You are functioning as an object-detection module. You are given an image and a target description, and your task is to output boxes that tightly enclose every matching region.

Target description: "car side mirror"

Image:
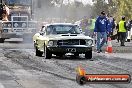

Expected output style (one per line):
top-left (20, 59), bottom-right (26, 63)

top-left (40, 32), bottom-right (44, 35)
top-left (40, 31), bottom-right (46, 36)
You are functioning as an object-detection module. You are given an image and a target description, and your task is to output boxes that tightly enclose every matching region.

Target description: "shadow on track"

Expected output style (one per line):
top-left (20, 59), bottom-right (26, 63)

top-left (51, 55), bottom-right (95, 61)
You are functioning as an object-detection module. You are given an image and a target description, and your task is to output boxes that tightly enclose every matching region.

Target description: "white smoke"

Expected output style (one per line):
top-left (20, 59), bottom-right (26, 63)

top-left (32, 0), bottom-right (93, 23)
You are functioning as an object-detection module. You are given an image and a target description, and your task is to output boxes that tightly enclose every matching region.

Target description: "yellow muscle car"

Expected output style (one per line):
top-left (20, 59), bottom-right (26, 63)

top-left (33, 23), bottom-right (93, 59)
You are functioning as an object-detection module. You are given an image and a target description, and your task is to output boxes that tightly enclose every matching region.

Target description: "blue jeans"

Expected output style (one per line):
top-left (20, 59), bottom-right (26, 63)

top-left (97, 32), bottom-right (107, 51)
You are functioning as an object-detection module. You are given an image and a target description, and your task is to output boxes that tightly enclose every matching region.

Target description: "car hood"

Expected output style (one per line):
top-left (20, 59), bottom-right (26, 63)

top-left (47, 34), bottom-right (92, 40)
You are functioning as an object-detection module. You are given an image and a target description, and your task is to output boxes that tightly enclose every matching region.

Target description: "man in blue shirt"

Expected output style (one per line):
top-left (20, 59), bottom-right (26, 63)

top-left (94, 11), bottom-right (109, 53)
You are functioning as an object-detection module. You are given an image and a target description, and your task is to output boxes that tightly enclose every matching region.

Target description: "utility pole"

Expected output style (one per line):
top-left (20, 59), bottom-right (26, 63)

top-left (31, 0), bottom-right (34, 20)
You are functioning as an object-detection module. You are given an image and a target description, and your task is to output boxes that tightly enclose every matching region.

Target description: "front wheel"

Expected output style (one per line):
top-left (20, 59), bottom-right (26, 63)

top-left (35, 47), bottom-right (43, 57)
top-left (85, 50), bottom-right (92, 59)
top-left (44, 47), bottom-right (52, 59)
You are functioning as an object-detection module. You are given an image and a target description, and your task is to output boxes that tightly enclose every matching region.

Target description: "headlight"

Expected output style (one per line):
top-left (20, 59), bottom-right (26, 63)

top-left (85, 40), bottom-right (93, 46)
top-left (47, 40), bottom-right (57, 46)
top-left (48, 41), bottom-right (54, 46)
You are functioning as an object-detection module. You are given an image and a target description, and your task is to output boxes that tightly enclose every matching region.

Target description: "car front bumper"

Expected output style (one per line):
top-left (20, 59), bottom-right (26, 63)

top-left (47, 45), bottom-right (92, 53)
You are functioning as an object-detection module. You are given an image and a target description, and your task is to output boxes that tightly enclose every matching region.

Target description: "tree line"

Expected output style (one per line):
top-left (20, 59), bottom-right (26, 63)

top-left (35, 0), bottom-right (132, 22)
top-left (92, 0), bottom-right (132, 22)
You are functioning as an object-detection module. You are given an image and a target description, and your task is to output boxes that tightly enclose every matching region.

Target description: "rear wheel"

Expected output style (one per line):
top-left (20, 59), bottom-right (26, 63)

top-left (35, 47), bottom-right (43, 57)
top-left (0, 38), bottom-right (5, 43)
top-left (85, 50), bottom-right (92, 59)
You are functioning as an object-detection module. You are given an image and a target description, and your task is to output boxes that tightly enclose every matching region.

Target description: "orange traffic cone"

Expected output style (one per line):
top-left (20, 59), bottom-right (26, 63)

top-left (106, 37), bottom-right (113, 53)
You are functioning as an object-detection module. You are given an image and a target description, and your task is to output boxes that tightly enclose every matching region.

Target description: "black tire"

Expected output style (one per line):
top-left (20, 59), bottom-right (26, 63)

top-left (36, 47), bottom-right (43, 57)
top-left (127, 39), bottom-right (130, 42)
top-left (0, 38), bottom-right (5, 43)
top-left (85, 50), bottom-right (92, 59)
top-left (44, 47), bottom-right (52, 59)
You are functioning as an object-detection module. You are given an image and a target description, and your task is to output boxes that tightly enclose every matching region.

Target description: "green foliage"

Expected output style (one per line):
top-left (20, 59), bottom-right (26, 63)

top-left (112, 0), bottom-right (132, 22)
top-left (92, 0), bottom-right (132, 22)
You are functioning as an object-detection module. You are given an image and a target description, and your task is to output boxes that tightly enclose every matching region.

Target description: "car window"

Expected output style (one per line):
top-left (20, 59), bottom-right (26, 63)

top-left (46, 27), bottom-right (51, 35)
top-left (46, 25), bottom-right (81, 35)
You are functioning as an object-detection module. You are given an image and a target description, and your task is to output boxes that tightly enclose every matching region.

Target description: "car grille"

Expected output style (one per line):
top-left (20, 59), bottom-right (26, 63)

top-left (57, 39), bottom-right (86, 45)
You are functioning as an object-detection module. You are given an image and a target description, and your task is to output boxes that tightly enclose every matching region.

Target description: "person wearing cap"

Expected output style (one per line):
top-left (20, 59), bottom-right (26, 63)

top-left (94, 11), bottom-right (109, 53)
top-left (118, 16), bottom-right (127, 46)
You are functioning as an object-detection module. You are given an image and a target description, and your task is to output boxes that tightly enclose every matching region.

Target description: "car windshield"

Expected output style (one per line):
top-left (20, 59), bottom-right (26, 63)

top-left (46, 25), bottom-right (81, 35)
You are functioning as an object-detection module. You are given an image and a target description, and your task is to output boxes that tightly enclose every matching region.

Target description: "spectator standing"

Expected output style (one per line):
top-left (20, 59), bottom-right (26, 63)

top-left (94, 11), bottom-right (109, 53)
